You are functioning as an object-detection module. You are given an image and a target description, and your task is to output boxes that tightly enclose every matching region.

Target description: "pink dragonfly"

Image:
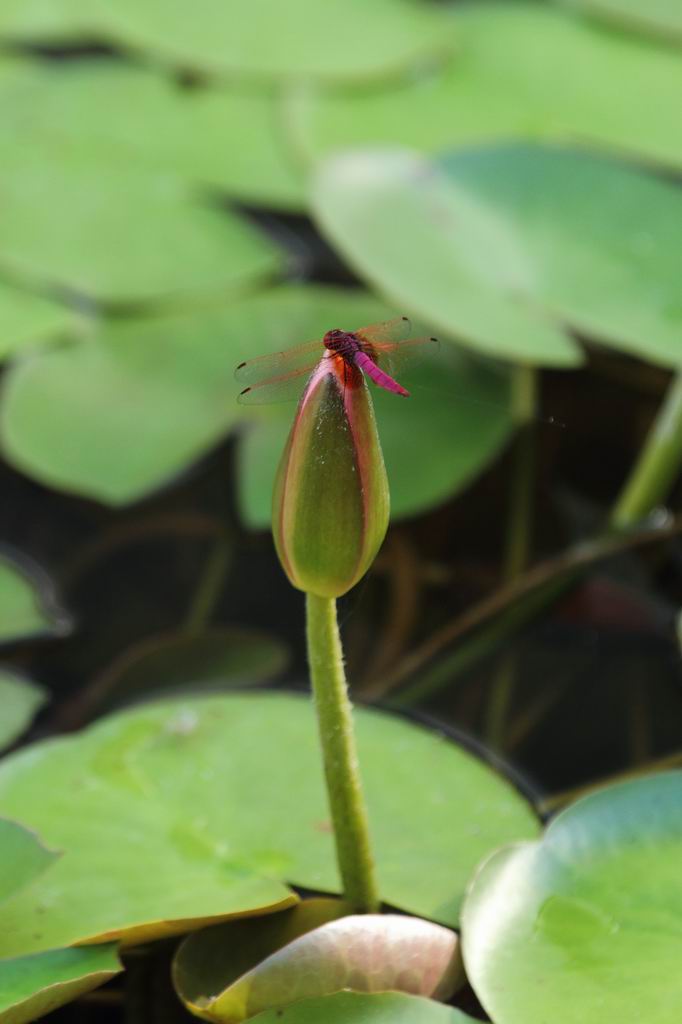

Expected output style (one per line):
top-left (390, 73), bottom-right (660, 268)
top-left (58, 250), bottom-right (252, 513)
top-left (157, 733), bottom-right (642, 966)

top-left (236, 316), bottom-right (438, 404)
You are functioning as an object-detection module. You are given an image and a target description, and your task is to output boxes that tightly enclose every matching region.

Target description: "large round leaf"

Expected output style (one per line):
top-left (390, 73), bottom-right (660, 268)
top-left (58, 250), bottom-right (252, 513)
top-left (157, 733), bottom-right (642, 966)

top-left (0, 158), bottom-right (282, 307)
top-left (248, 992), bottom-right (478, 1024)
top-left (313, 144), bottom-right (682, 367)
top-left (0, 280), bottom-right (82, 362)
top-left (0, 946), bottom-right (121, 1024)
top-left (0, 693), bottom-right (538, 955)
top-left (0, 60), bottom-right (304, 211)
top-left (563, 0), bottom-right (682, 46)
top-left (291, 3), bottom-right (682, 172)
top-left (0, 0), bottom-right (91, 40)
top-left (312, 148), bottom-right (581, 367)
top-left (0, 674), bottom-right (47, 753)
top-left (0, 556), bottom-right (69, 645)
top-left (0, 286), bottom-right (513, 519)
top-left (462, 771), bottom-right (682, 1024)
top-left (0, 818), bottom-right (56, 905)
top-left (95, 0), bottom-right (454, 85)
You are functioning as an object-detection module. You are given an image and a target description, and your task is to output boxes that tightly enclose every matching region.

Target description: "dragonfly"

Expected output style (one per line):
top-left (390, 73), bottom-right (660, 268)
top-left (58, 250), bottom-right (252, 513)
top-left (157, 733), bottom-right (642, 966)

top-left (236, 316), bottom-right (438, 404)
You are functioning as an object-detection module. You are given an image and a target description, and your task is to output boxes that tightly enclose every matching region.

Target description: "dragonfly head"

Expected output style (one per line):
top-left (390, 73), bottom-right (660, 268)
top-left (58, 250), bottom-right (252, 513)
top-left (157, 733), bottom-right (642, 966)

top-left (323, 329), bottom-right (356, 354)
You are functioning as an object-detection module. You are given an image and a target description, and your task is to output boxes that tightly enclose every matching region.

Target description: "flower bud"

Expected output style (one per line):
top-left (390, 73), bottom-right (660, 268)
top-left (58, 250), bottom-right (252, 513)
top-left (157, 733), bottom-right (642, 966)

top-left (273, 358), bottom-right (389, 598)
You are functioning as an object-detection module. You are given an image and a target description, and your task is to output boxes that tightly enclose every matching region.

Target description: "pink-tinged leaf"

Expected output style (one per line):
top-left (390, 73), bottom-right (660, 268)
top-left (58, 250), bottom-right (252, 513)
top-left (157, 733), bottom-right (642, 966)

top-left (173, 903), bottom-right (463, 1023)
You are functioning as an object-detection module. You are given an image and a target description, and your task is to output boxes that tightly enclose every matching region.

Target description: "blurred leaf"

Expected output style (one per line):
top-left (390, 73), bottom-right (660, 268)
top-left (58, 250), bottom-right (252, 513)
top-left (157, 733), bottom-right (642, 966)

top-left (0, 158), bottom-right (282, 307)
top-left (0, 693), bottom-right (539, 957)
top-left (175, 907), bottom-right (462, 1023)
top-left (314, 144), bottom-right (682, 367)
top-left (0, 281), bottom-right (82, 362)
top-left (562, 0), bottom-right (682, 46)
top-left (0, 286), bottom-right (513, 517)
top-left (0, 0), bottom-right (92, 40)
top-left (291, 2), bottom-right (682, 172)
top-left (462, 772), bottom-right (682, 1024)
top-left (0, 674), bottom-right (48, 752)
top-left (0, 818), bottom-right (57, 904)
top-left (249, 992), bottom-right (478, 1024)
top-left (0, 60), bottom-right (304, 211)
top-left (96, 0), bottom-right (454, 85)
top-left (0, 945), bottom-right (121, 1024)
top-left (0, 555), bottom-right (69, 645)
top-left (88, 627), bottom-right (289, 712)
top-left (312, 149), bottom-right (581, 366)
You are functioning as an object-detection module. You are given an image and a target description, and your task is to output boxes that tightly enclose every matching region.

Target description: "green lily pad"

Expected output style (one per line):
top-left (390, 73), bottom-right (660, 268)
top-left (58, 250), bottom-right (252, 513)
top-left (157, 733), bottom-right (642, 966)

top-left (0, 945), bottom-right (121, 1024)
top-left (312, 148), bottom-right (581, 367)
top-left (0, 693), bottom-right (538, 955)
top-left (290, 2), bottom-right (682, 173)
top-left (0, 285), bottom-right (513, 519)
top-left (563, 0), bottom-right (682, 46)
top-left (462, 771), bottom-right (682, 1024)
top-left (0, 60), bottom-right (304, 211)
top-left (249, 992), bottom-right (478, 1024)
top-left (0, 674), bottom-right (47, 752)
top-left (0, 281), bottom-right (83, 362)
top-left (175, 906), bottom-right (462, 1022)
top-left (0, 818), bottom-right (57, 905)
top-left (96, 0), bottom-right (454, 85)
top-left (0, 0), bottom-right (92, 40)
top-left (0, 157), bottom-right (282, 307)
top-left (313, 144), bottom-right (682, 367)
top-left (0, 556), bottom-right (69, 645)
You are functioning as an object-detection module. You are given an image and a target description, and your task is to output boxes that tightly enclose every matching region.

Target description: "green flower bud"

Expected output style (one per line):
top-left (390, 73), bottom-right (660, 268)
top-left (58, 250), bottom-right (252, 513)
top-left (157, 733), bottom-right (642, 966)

top-left (273, 359), bottom-right (390, 598)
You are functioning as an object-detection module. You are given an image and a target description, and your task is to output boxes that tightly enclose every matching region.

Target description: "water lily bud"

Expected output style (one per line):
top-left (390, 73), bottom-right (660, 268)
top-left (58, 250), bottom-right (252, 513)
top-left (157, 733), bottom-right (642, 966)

top-left (273, 358), bottom-right (389, 598)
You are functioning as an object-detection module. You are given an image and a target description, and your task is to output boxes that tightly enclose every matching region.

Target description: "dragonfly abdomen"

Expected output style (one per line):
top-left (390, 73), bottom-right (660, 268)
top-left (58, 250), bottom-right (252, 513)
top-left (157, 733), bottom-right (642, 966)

top-left (353, 350), bottom-right (409, 398)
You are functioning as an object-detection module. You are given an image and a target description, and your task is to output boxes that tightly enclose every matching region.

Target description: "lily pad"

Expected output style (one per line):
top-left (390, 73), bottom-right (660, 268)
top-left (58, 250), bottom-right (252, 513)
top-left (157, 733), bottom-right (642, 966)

top-left (0, 693), bottom-right (538, 955)
top-left (0, 555), bottom-right (70, 645)
top-left (313, 144), bottom-right (682, 367)
top-left (96, 0), bottom-right (454, 85)
top-left (0, 157), bottom-right (282, 307)
top-left (175, 906), bottom-right (462, 1022)
top-left (248, 992), bottom-right (478, 1024)
top-left (0, 281), bottom-right (82, 362)
top-left (0, 817), bottom-right (57, 904)
top-left (0, 285), bottom-right (513, 519)
top-left (312, 148), bottom-right (580, 367)
top-left (291, 2), bottom-right (682, 172)
top-left (0, 60), bottom-right (304, 211)
top-left (563, 0), bottom-right (682, 46)
top-left (0, 945), bottom-right (121, 1024)
top-left (462, 771), bottom-right (682, 1024)
top-left (0, 0), bottom-right (93, 40)
top-left (0, 674), bottom-right (47, 752)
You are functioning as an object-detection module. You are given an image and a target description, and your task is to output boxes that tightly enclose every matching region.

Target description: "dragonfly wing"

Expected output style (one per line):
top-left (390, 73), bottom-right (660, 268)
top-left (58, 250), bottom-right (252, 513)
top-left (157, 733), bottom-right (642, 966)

top-left (354, 316), bottom-right (412, 346)
top-left (237, 363), bottom-right (321, 404)
top-left (235, 338), bottom-right (323, 386)
top-left (362, 335), bottom-right (440, 378)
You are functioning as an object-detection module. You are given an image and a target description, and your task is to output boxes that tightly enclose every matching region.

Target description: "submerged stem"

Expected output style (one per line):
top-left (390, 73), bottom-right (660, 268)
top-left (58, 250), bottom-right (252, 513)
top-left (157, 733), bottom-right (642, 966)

top-left (305, 592), bottom-right (380, 913)
top-left (610, 370), bottom-right (682, 530)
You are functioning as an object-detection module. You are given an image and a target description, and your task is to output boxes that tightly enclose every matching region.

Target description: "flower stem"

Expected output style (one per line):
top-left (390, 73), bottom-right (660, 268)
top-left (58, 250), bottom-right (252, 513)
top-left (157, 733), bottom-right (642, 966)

top-left (610, 370), bottom-right (682, 529)
top-left (305, 592), bottom-right (380, 913)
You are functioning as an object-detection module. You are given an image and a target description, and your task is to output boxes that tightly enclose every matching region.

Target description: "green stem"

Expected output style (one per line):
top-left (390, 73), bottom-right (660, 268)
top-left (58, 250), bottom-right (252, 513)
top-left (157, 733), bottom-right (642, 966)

top-left (305, 592), bottom-right (380, 913)
top-left (184, 536), bottom-right (232, 635)
top-left (485, 365), bottom-right (537, 748)
top-left (610, 370), bottom-right (682, 529)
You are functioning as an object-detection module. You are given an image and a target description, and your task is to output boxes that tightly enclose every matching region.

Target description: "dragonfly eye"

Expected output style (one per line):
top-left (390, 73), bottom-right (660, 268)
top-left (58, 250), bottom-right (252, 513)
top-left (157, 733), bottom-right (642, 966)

top-left (323, 329), bottom-right (346, 352)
